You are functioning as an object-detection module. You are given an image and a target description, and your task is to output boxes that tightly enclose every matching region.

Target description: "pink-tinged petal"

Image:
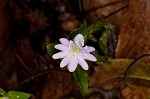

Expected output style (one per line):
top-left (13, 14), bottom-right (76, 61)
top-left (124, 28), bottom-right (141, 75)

top-left (83, 46), bottom-right (95, 53)
top-left (52, 52), bottom-right (68, 59)
top-left (60, 54), bottom-right (72, 68)
top-left (59, 38), bottom-right (69, 46)
top-left (83, 53), bottom-right (97, 62)
top-left (78, 56), bottom-right (88, 70)
top-left (74, 34), bottom-right (84, 47)
top-left (55, 44), bottom-right (69, 52)
top-left (68, 56), bottom-right (78, 72)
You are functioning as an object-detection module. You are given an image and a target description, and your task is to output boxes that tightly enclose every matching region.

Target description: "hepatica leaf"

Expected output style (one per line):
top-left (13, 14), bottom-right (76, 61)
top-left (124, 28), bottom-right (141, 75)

top-left (99, 30), bottom-right (110, 54)
top-left (0, 88), bottom-right (6, 96)
top-left (7, 91), bottom-right (30, 99)
top-left (86, 20), bottom-right (110, 35)
top-left (47, 43), bottom-right (56, 56)
top-left (68, 20), bottom-right (111, 45)
top-left (74, 66), bottom-right (88, 95)
top-left (68, 19), bottom-right (88, 43)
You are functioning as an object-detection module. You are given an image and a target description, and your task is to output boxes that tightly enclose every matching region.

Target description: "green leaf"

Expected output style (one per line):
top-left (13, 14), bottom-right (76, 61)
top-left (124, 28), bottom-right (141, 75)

top-left (96, 55), bottom-right (106, 65)
top-left (99, 29), bottom-right (110, 54)
top-left (7, 91), bottom-right (30, 99)
top-left (68, 20), bottom-right (111, 45)
top-left (68, 19), bottom-right (88, 43)
top-left (0, 88), bottom-right (6, 96)
top-left (47, 43), bottom-right (55, 56)
top-left (74, 66), bottom-right (88, 95)
top-left (86, 20), bottom-right (110, 35)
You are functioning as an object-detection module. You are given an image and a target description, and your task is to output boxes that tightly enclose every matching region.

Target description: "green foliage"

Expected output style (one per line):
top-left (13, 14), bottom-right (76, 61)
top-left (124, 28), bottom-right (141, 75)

top-left (99, 29), bottom-right (110, 55)
top-left (86, 20), bottom-right (110, 35)
top-left (96, 55), bottom-right (106, 65)
top-left (0, 88), bottom-right (6, 96)
top-left (7, 91), bottom-right (30, 99)
top-left (74, 66), bottom-right (88, 95)
top-left (68, 20), bottom-right (88, 43)
top-left (68, 20), bottom-right (111, 45)
top-left (47, 43), bottom-right (56, 56)
top-left (0, 88), bottom-right (30, 99)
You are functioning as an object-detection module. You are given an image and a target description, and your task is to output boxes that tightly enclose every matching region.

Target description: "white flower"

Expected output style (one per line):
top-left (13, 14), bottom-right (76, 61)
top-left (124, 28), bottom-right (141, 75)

top-left (52, 34), bottom-right (97, 72)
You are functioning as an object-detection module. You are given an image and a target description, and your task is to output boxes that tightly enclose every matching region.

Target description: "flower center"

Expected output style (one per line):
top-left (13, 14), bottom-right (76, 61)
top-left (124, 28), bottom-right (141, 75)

top-left (73, 47), bottom-right (79, 53)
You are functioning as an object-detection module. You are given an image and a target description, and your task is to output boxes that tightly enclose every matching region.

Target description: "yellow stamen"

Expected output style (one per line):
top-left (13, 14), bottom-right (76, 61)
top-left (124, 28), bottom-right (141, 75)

top-left (73, 47), bottom-right (79, 53)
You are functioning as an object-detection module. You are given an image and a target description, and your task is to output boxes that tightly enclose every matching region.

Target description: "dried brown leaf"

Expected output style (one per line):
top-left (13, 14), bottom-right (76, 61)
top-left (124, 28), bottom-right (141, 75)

top-left (42, 71), bottom-right (73, 99)
top-left (89, 58), bottom-right (150, 90)
top-left (116, 0), bottom-right (150, 62)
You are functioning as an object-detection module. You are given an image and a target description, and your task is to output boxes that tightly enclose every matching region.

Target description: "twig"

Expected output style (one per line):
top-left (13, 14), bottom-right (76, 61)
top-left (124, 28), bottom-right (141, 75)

top-left (85, 0), bottom-right (124, 14)
top-left (64, 0), bottom-right (74, 13)
top-left (16, 54), bottom-right (32, 75)
top-left (12, 68), bottom-right (70, 90)
top-left (102, 5), bottom-right (128, 19)
top-left (73, 0), bottom-right (128, 20)
top-left (118, 54), bottom-right (150, 91)
top-left (78, 0), bottom-right (84, 13)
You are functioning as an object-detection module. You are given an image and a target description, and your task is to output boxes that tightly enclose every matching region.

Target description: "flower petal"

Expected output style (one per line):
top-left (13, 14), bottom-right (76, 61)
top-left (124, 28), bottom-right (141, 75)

top-left (74, 34), bottom-right (84, 47)
top-left (52, 52), bottom-right (68, 59)
top-left (55, 44), bottom-right (69, 52)
top-left (83, 46), bottom-right (95, 53)
top-left (83, 53), bottom-right (97, 62)
top-left (68, 56), bottom-right (78, 72)
top-left (60, 54), bottom-right (72, 68)
top-left (59, 38), bottom-right (69, 46)
top-left (78, 55), bottom-right (88, 70)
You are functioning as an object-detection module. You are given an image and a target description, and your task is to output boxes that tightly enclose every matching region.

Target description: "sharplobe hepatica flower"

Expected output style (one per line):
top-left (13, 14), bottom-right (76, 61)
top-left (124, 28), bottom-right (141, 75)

top-left (52, 34), bottom-right (97, 72)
